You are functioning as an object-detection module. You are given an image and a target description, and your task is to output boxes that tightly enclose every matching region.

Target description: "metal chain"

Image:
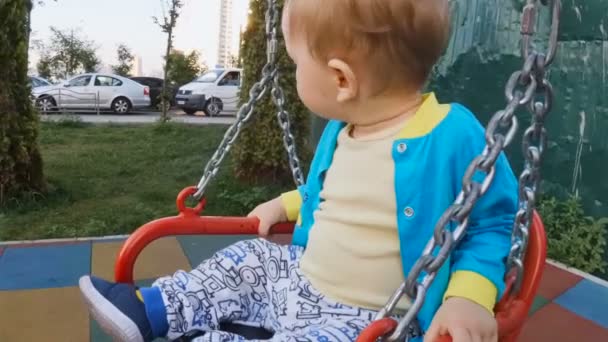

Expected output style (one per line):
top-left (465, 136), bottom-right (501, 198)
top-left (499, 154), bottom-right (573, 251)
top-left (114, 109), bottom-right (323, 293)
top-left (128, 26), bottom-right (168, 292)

top-left (508, 0), bottom-right (560, 292)
top-left (193, 66), bottom-right (273, 199)
top-left (194, 0), bottom-right (304, 199)
top-left (273, 71), bottom-right (306, 186)
top-left (377, 1), bottom-right (561, 341)
top-left (268, 0), bottom-right (305, 186)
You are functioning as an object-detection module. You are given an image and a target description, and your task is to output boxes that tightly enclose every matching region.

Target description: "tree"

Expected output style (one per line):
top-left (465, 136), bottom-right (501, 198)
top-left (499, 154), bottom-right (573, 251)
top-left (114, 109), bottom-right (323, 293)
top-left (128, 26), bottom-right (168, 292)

top-left (167, 50), bottom-right (204, 86)
top-left (154, 0), bottom-right (184, 122)
top-left (0, 0), bottom-right (46, 205)
top-left (36, 54), bottom-right (52, 79)
top-left (232, 0), bottom-right (311, 183)
top-left (111, 44), bottom-right (134, 77)
top-left (81, 48), bottom-right (100, 73)
top-left (34, 26), bottom-right (100, 81)
top-left (229, 53), bottom-right (241, 68)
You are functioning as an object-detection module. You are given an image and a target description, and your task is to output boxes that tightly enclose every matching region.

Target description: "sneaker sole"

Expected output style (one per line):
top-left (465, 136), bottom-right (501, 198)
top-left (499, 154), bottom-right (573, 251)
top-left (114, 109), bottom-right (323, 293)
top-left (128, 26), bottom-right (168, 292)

top-left (79, 276), bottom-right (145, 342)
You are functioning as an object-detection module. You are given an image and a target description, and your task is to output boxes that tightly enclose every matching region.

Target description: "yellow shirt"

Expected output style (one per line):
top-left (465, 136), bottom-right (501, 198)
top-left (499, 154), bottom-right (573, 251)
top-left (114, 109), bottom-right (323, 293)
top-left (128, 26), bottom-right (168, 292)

top-left (299, 123), bottom-right (411, 311)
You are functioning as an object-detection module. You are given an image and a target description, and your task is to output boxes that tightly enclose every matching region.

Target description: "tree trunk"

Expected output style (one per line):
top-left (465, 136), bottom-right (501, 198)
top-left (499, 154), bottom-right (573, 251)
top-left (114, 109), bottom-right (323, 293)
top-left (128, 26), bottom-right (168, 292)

top-left (161, 34), bottom-right (172, 122)
top-left (0, 0), bottom-right (46, 205)
top-left (160, 1), bottom-right (179, 123)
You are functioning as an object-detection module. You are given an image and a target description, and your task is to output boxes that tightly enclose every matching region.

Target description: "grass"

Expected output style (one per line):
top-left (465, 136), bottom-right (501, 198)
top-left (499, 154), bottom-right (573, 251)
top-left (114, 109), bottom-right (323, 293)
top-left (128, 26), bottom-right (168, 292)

top-left (0, 121), bottom-right (291, 241)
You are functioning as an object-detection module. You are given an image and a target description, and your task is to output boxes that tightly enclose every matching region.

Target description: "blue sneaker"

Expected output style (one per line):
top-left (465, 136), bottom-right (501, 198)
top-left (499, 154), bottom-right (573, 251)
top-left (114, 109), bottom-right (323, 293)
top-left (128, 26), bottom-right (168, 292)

top-left (79, 275), bottom-right (155, 342)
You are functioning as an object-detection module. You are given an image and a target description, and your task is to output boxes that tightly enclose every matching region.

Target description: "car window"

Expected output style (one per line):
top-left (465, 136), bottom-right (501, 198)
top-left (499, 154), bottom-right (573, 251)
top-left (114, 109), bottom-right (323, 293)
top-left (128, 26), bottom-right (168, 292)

top-left (218, 71), bottom-right (240, 86)
top-left (69, 75), bottom-right (92, 87)
top-left (132, 78), bottom-right (146, 86)
top-left (30, 77), bottom-right (41, 87)
top-left (95, 76), bottom-right (123, 87)
top-left (196, 69), bottom-right (224, 83)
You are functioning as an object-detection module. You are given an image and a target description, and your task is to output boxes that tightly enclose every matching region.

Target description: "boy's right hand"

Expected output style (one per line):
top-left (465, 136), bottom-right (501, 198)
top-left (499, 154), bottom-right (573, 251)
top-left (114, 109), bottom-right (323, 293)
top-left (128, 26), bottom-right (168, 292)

top-left (248, 197), bottom-right (288, 237)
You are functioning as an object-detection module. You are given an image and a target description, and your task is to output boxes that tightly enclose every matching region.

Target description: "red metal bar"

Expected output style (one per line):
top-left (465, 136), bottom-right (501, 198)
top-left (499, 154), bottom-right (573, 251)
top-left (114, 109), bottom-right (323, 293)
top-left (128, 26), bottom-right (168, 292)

top-left (355, 318), bottom-right (398, 342)
top-left (115, 187), bottom-right (295, 283)
top-left (114, 215), bottom-right (295, 283)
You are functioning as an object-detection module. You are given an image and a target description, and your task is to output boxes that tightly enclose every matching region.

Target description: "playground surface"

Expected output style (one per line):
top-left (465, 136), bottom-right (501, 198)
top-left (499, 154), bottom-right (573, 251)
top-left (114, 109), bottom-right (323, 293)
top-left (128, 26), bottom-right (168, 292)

top-left (0, 234), bottom-right (607, 342)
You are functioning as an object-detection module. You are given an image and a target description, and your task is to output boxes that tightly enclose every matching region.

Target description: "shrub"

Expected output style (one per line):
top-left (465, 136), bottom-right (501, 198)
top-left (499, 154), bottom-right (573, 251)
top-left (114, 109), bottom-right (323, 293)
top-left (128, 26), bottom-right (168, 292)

top-left (539, 196), bottom-right (607, 274)
top-left (232, 0), bottom-right (311, 185)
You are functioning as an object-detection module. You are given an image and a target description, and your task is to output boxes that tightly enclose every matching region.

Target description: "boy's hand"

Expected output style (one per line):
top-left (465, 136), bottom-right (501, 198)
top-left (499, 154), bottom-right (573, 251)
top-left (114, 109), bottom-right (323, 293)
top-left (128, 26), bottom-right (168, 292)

top-left (248, 197), bottom-right (288, 237)
top-left (424, 297), bottom-right (497, 342)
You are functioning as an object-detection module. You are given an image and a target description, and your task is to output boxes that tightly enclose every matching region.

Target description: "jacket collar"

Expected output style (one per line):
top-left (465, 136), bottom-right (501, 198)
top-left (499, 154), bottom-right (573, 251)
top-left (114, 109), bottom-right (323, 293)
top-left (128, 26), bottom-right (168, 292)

top-left (313, 92), bottom-right (450, 176)
top-left (396, 92), bottom-right (451, 139)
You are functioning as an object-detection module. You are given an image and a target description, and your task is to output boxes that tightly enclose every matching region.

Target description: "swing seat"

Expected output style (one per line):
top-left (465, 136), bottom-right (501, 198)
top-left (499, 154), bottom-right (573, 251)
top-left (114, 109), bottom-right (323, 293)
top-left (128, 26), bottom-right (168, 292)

top-left (114, 187), bottom-right (547, 341)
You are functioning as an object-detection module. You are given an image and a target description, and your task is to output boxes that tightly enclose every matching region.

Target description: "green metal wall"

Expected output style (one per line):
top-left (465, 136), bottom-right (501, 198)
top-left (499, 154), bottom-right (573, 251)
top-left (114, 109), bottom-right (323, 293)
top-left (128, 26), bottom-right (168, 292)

top-left (430, 0), bottom-right (608, 218)
top-left (311, 1), bottom-right (607, 218)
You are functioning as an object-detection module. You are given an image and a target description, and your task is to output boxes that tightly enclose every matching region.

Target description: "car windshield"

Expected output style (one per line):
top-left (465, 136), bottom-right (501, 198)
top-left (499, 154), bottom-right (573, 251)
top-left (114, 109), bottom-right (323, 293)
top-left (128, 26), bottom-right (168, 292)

top-left (31, 77), bottom-right (51, 87)
top-left (195, 69), bottom-right (223, 83)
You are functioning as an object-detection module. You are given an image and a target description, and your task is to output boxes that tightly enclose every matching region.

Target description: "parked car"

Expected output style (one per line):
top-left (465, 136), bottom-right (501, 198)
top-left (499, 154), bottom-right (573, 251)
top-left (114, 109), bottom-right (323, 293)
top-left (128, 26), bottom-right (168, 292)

top-left (175, 68), bottom-right (241, 116)
top-left (32, 73), bottom-right (151, 114)
top-left (129, 76), bottom-right (177, 109)
top-left (29, 76), bottom-right (52, 88)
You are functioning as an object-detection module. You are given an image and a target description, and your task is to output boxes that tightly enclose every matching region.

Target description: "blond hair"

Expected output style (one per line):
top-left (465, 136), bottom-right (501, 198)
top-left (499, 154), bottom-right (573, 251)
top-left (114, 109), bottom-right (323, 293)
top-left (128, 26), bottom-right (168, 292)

top-left (285, 0), bottom-right (450, 90)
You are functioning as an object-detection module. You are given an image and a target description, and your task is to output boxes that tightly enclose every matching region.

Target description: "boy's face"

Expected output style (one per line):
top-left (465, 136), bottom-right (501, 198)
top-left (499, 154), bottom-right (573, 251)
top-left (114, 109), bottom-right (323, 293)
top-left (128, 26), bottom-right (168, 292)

top-left (282, 9), bottom-right (345, 120)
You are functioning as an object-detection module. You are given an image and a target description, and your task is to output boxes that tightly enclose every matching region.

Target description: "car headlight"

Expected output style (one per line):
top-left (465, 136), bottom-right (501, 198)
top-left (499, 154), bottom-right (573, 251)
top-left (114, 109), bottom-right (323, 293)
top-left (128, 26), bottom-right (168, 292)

top-left (191, 89), bottom-right (206, 95)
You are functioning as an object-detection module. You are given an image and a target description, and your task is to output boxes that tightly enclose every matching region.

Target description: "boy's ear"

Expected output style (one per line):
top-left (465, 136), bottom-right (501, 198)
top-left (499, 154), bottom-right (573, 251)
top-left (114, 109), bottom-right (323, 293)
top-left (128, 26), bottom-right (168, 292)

top-left (328, 59), bottom-right (358, 102)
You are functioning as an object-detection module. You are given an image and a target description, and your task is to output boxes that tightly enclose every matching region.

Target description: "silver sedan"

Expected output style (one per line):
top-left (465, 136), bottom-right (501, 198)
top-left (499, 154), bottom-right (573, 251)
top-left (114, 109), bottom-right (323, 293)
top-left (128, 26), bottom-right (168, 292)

top-left (32, 73), bottom-right (151, 114)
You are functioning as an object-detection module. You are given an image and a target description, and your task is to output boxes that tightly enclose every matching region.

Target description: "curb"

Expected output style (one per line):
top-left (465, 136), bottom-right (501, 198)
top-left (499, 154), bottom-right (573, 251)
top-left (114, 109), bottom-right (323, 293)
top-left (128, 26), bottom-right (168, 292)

top-left (0, 235), bottom-right (128, 247)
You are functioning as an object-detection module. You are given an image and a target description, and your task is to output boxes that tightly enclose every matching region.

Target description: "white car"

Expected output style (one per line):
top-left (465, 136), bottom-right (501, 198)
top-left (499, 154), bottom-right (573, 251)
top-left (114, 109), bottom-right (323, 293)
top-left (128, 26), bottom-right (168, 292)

top-left (32, 73), bottom-right (151, 114)
top-left (175, 68), bottom-right (241, 116)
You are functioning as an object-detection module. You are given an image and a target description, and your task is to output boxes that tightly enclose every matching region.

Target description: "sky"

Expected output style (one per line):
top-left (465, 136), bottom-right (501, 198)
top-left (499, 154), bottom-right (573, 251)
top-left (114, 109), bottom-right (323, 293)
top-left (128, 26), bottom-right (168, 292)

top-left (30, 0), bottom-right (250, 77)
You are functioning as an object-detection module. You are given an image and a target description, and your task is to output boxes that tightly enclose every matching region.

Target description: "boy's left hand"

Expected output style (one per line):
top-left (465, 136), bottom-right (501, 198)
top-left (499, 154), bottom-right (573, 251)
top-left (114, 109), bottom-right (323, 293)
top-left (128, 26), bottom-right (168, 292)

top-left (424, 297), bottom-right (498, 342)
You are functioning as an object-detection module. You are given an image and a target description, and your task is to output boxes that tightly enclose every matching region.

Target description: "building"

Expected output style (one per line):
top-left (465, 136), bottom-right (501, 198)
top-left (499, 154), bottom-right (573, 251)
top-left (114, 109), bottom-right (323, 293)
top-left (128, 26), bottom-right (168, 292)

top-left (131, 55), bottom-right (143, 77)
top-left (217, 0), bottom-right (234, 68)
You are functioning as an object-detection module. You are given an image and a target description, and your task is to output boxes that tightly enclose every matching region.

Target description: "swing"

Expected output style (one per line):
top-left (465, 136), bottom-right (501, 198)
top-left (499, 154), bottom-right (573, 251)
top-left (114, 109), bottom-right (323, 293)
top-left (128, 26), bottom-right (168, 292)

top-left (114, 0), bottom-right (561, 341)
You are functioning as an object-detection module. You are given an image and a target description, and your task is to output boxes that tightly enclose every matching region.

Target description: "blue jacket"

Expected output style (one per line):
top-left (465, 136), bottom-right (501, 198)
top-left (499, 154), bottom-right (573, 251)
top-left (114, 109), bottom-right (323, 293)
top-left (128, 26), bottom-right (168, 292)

top-left (287, 93), bottom-right (518, 334)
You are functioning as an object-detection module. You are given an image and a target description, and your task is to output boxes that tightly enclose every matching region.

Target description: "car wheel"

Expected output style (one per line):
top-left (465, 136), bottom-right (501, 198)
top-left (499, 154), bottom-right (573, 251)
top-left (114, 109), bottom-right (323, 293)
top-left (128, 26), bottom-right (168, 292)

top-left (36, 96), bottom-right (56, 114)
top-left (112, 97), bottom-right (132, 114)
top-left (183, 109), bottom-right (197, 115)
top-left (204, 98), bottom-right (223, 117)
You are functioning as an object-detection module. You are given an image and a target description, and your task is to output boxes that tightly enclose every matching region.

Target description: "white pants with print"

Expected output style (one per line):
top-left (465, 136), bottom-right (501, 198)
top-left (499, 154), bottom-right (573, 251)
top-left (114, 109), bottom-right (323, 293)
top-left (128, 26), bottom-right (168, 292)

top-left (152, 239), bottom-right (383, 342)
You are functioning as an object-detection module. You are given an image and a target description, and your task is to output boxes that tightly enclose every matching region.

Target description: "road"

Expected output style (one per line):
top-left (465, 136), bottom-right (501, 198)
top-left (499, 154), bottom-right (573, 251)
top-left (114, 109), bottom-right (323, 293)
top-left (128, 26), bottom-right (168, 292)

top-left (40, 109), bottom-right (237, 125)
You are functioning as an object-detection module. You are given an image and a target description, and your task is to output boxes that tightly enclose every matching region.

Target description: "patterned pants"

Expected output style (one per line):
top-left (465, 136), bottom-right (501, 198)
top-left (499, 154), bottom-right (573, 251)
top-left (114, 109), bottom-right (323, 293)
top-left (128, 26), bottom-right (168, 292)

top-left (152, 239), bottom-right (381, 342)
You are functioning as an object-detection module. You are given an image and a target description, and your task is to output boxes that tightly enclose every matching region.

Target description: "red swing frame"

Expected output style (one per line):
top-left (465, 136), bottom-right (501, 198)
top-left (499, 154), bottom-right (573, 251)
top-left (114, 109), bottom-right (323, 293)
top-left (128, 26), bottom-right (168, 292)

top-left (114, 186), bottom-right (547, 342)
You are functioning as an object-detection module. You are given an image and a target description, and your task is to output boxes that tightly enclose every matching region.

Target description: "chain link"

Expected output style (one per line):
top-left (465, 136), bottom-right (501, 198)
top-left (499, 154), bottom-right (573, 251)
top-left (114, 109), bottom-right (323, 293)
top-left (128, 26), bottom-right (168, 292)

top-left (273, 72), bottom-right (306, 186)
top-left (378, 1), bottom-right (561, 340)
top-left (508, 56), bottom-right (554, 291)
top-left (193, 70), bottom-right (273, 199)
top-left (194, 0), bottom-right (304, 199)
top-left (268, 0), bottom-right (305, 186)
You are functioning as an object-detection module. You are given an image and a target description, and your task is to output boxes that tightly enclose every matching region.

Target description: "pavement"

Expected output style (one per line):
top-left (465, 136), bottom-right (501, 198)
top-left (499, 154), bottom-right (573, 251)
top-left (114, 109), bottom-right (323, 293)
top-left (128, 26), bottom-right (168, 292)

top-left (0, 233), bottom-right (607, 342)
top-left (40, 109), bottom-right (237, 125)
